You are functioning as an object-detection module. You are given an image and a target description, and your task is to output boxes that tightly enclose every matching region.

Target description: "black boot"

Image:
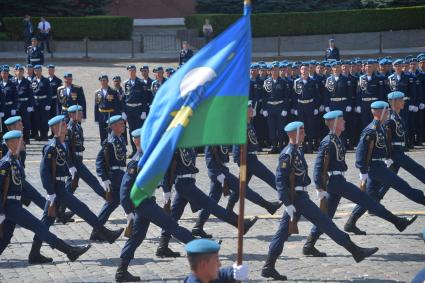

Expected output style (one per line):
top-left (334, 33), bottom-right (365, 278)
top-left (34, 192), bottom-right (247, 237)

top-left (261, 255), bottom-right (287, 280)
top-left (115, 258), bottom-right (141, 282)
top-left (302, 235), bottom-right (327, 257)
top-left (344, 214), bottom-right (366, 235)
top-left (156, 235), bottom-right (180, 258)
top-left (394, 215), bottom-right (418, 232)
top-left (56, 211), bottom-right (75, 224)
top-left (56, 240), bottom-right (91, 262)
top-left (28, 241), bottom-right (53, 264)
top-left (243, 216), bottom-right (258, 235)
top-left (192, 219), bottom-right (213, 239)
top-left (344, 238), bottom-right (378, 263)
top-left (93, 226), bottom-right (124, 244)
top-left (269, 142), bottom-right (279, 154)
top-left (263, 200), bottom-right (282, 215)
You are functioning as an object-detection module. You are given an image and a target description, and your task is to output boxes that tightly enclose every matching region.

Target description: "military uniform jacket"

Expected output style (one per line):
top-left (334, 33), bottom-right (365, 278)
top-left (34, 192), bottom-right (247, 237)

top-left (387, 72), bottom-right (417, 105)
top-left (205, 145), bottom-right (230, 180)
top-left (249, 76), bottom-right (262, 108)
top-left (0, 152), bottom-right (25, 214)
top-left (151, 77), bottom-right (166, 97)
top-left (384, 110), bottom-right (406, 153)
top-left (325, 47), bottom-right (340, 61)
top-left (26, 46), bottom-right (44, 65)
top-left (262, 76), bottom-right (291, 114)
top-left (32, 76), bottom-right (52, 108)
top-left (179, 48), bottom-right (194, 66)
top-left (120, 151), bottom-right (141, 214)
top-left (13, 77), bottom-right (34, 110)
top-left (355, 120), bottom-right (388, 174)
top-left (41, 138), bottom-right (74, 195)
top-left (356, 73), bottom-right (385, 107)
top-left (311, 73), bottom-right (327, 108)
top-left (48, 76), bottom-right (63, 104)
top-left (123, 77), bottom-right (150, 113)
top-left (94, 87), bottom-right (122, 123)
top-left (232, 123), bottom-right (260, 165)
top-left (66, 120), bottom-right (85, 163)
top-left (183, 267), bottom-right (235, 283)
top-left (276, 144), bottom-right (311, 206)
top-left (1, 143), bottom-right (27, 167)
top-left (412, 70), bottom-right (425, 105)
top-left (0, 79), bottom-right (18, 114)
top-left (292, 77), bottom-right (319, 110)
top-left (26, 75), bottom-right (35, 83)
top-left (313, 133), bottom-right (348, 189)
top-left (96, 134), bottom-right (127, 181)
top-left (324, 74), bottom-right (353, 111)
top-left (57, 84), bottom-right (87, 118)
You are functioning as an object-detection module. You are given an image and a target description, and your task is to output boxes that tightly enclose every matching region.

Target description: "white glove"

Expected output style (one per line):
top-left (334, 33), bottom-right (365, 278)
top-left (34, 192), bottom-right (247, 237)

top-left (285, 205), bottom-right (297, 222)
top-left (11, 109), bottom-right (16, 116)
top-left (27, 107), bottom-right (34, 112)
top-left (355, 106), bottom-right (361, 113)
top-left (316, 189), bottom-right (327, 200)
top-left (252, 108), bottom-right (256, 117)
top-left (294, 110), bottom-right (298, 116)
top-left (408, 105), bottom-right (414, 111)
top-left (290, 109), bottom-right (295, 115)
top-left (413, 106), bottom-right (419, 112)
top-left (385, 159), bottom-right (394, 167)
top-left (0, 112), bottom-right (4, 118)
top-left (217, 173), bottom-right (226, 186)
top-left (45, 105), bottom-right (51, 111)
top-left (163, 191), bottom-right (171, 204)
top-left (259, 109), bottom-right (264, 115)
top-left (314, 109), bottom-right (319, 115)
top-left (68, 166), bottom-right (77, 179)
top-left (46, 194), bottom-right (56, 206)
top-left (319, 105), bottom-right (325, 112)
top-left (140, 112), bottom-right (147, 120)
top-left (233, 263), bottom-right (248, 281)
top-left (126, 212), bottom-right (135, 222)
top-left (359, 173), bottom-right (368, 182)
top-left (345, 106), bottom-right (352, 112)
top-left (121, 112), bottom-right (127, 120)
top-left (419, 103), bottom-right (425, 110)
top-left (262, 110), bottom-right (269, 117)
top-left (102, 180), bottom-right (112, 191)
top-left (325, 107), bottom-right (330, 113)
top-left (281, 110), bottom-right (287, 117)
top-left (0, 214), bottom-right (5, 224)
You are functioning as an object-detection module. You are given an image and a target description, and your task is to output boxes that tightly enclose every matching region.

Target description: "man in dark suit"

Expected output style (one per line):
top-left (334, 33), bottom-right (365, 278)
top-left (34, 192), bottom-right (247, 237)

top-left (325, 38), bottom-right (340, 61)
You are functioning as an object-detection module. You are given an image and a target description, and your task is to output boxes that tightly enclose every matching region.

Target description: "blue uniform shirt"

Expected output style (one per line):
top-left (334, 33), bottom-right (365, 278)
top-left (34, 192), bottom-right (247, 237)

top-left (94, 87), bottom-right (122, 123)
top-left (96, 134), bottom-right (127, 181)
top-left (325, 74), bottom-right (353, 111)
top-left (120, 151), bottom-right (142, 214)
top-left (292, 77), bottom-right (319, 110)
top-left (123, 77), bottom-right (151, 113)
top-left (27, 46), bottom-right (44, 65)
top-left (232, 123), bottom-right (260, 164)
top-left (262, 76), bottom-right (291, 114)
top-left (384, 110), bottom-right (406, 152)
top-left (66, 120), bottom-right (85, 162)
top-left (13, 77), bottom-right (34, 110)
top-left (0, 79), bottom-right (18, 114)
top-left (0, 152), bottom-right (25, 214)
top-left (57, 84), bottom-right (87, 118)
top-left (387, 72), bottom-right (417, 105)
top-left (205, 145), bottom-right (230, 180)
top-left (31, 76), bottom-right (52, 108)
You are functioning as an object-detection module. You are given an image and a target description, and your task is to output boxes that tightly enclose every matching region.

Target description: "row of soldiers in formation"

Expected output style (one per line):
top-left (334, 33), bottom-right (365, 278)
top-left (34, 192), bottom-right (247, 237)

top-left (0, 88), bottom-right (424, 281)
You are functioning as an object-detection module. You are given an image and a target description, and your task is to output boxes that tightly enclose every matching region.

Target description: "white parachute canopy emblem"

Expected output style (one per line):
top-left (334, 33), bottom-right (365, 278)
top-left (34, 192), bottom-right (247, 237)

top-left (179, 67), bottom-right (217, 98)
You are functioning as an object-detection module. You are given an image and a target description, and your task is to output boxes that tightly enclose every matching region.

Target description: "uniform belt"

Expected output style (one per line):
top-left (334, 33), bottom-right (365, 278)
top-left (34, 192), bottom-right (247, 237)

top-left (392, 142), bottom-right (405, 146)
top-left (99, 108), bottom-right (115, 113)
top-left (176, 174), bottom-right (196, 179)
top-left (5, 102), bottom-right (13, 105)
top-left (297, 99), bottom-right (314, 104)
top-left (7, 195), bottom-right (21, 200)
top-left (75, 152), bottom-right (83, 157)
top-left (127, 103), bottom-right (143, 107)
top-left (30, 58), bottom-right (41, 61)
top-left (248, 151), bottom-right (257, 155)
top-left (267, 100), bottom-right (284, 105)
top-left (35, 95), bottom-right (47, 99)
top-left (404, 97), bottom-right (411, 100)
top-left (62, 106), bottom-right (68, 110)
top-left (330, 97), bottom-right (348, 102)
top-left (111, 166), bottom-right (126, 170)
top-left (328, 171), bottom-right (345, 176)
top-left (371, 158), bottom-right (385, 162)
top-left (56, 176), bottom-right (67, 181)
top-left (295, 186), bottom-right (306, 191)
top-left (51, 96), bottom-right (57, 99)
top-left (361, 97), bottom-right (378, 102)
top-left (19, 98), bottom-right (29, 101)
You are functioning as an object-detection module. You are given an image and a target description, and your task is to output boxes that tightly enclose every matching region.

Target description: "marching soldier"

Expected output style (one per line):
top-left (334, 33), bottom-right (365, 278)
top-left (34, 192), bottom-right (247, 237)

top-left (116, 129), bottom-right (195, 282)
top-left (302, 110), bottom-right (417, 257)
top-left (26, 37), bottom-right (44, 66)
top-left (156, 147), bottom-right (258, 258)
top-left (344, 101), bottom-right (425, 235)
top-left (179, 41), bottom-right (194, 66)
top-left (30, 65), bottom-right (51, 141)
top-left (94, 75), bottom-right (123, 144)
top-left (112, 76), bottom-right (128, 145)
top-left (13, 64), bottom-right (34, 143)
top-left (0, 66), bottom-right (18, 130)
top-left (28, 115), bottom-right (123, 264)
top-left (262, 62), bottom-right (291, 153)
top-left (93, 115), bottom-right (127, 240)
top-left (261, 121), bottom-right (378, 280)
top-left (57, 73), bottom-right (87, 121)
top-left (0, 130), bottom-right (91, 263)
top-left (123, 65), bottom-right (150, 157)
top-left (47, 64), bottom-right (62, 119)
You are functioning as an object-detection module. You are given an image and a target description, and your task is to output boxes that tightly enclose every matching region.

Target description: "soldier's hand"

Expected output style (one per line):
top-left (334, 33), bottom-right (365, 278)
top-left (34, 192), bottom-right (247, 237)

top-left (412, 106), bottom-right (419, 112)
top-left (233, 263), bottom-right (249, 281)
top-left (121, 112), bottom-right (127, 120)
top-left (314, 109), bottom-right (318, 115)
top-left (419, 103), bottom-right (425, 110)
top-left (69, 166), bottom-right (77, 179)
top-left (27, 107), bottom-right (34, 112)
top-left (46, 194), bottom-right (56, 206)
top-left (262, 110), bottom-right (268, 117)
top-left (102, 180), bottom-right (112, 190)
top-left (319, 105), bottom-right (325, 112)
top-left (325, 107), bottom-right (330, 113)
top-left (316, 189), bottom-right (327, 200)
top-left (162, 191), bottom-right (171, 204)
top-left (345, 106), bottom-right (352, 112)
top-left (126, 212), bottom-right (135, 222)
top-left (45, 105), bottom-right (51, 111)
top-left (408, 105), bottom-right (415, 111)
top-left (285, 205), bottom-right (296, 222)
top-left (281, 110), bottom-right (288, 117)
top-left (355, 106), bottom-right (361, 113)
top-left (0, 112), bottom-right (4, 118)
top-left (0, 214), bottom-right (5, 224)
top-left (359, 173), bottom-right (368, 182)
top-left (385, 159), bottom-right (394, 167)
top-left (294, 110), bottom-right (298, 116)
top-left (217, 173), bottom-right (226, 186)
top-left (11, 109), bottom-right (16, 116)
top-left (140, 112), bottom-right (147, 120)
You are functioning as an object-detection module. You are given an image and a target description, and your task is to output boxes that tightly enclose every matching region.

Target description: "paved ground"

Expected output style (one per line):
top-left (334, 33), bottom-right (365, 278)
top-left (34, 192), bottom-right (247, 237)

top-left (0, 60), bottom-right (424, 282)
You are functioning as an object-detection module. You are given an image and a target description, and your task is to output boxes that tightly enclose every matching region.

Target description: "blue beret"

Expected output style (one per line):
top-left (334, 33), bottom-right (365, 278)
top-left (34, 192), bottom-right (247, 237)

top-left (48, 115), bottom-right (65, 126)
top-left (409, 58), bottom-right (418, 63)
top-left (393, 59), bottom-right (404, 65)
top-left (257, 61), bottom-right (266, 65)
top-left (266, 64), bottom-right (272, 70)
top-left (166, 67), bottom-right (175, 73)
top-left (14, 64), bottom-right (24, 70)
top-left (98, 74), bottom-right (108, 81)
top-left (387, 91), bottom-right (405, 100)
top-left (417, 53), bottom-right (425, 58)
top-left (385, 59), bottom-right (392, 65)
top-left (250, 63), bottom-right (258, 69)
top-left (107, 115), bottom-right (123, 125)
top-left (63, 73), bottom-right (72, 78)
top-left (330, 61), bottom-right (341, 67)
top-left (140, 65), bottom-right (149, 71)
top-left (300, 62), bottom-right (309, 67)
top-left (323, 110), bottom-right (343, 120)
top-left (284, 121), bottom-right (304, 132)
top-left (47, 64), bottom-right (55, 69)
top-left (341, 60), bottom-right (351, 65)
top-left (271, 62), bottom-right (279, 68)
top-left (131, 128), bottom-right (141, 138)
top-left (31, 37), bottom-right (37, 41)
top-left (112, 75), bottom-right (121, 81)
top-left (127, 65), bottom-right (136, 70)
top-left (279, 62), bottom-right (288, 68)
top-left (4, 116), bottom-right (22, 126)
top-left (378, 59), bottom-right (386, 65)
top-left (1, 65), bottom-right (9, 72)
top-left (366, 59), bottom-right (375, 65)
top-left (371, 101), bottom-right (389, 109)
top-left (155, 66), bottom-right (164, 72)
top-left (405, 55), bottom-right (413, 61)
top-left (185, 239), bottom-right (220, 254)
top-left (259, 63), bottom-right (267, 69)
top-left (3, 130), bottom-right (22, 141)
top-left (68, 105), bottom-right (83, 113)
top-left (26, 64), bottom-right (34, 68)
top-left (309, 60), bottom-right (317, 65)
top-left (291, 63), bottom-right (299, 68)
top-left (34, 65), bottom-right (42, 70)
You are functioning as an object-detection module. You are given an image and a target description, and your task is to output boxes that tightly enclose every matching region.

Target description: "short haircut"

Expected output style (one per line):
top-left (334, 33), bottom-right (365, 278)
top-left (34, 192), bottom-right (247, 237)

top-left (187, 253), bottom-right (216, 271)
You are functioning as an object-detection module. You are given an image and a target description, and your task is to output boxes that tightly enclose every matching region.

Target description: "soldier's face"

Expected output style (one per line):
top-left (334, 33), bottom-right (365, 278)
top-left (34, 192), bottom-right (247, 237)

top-left (34, 69), bottom-right (42, 77)
top-left (259, 69), bottom-right (267, 77)
top-left (27, 68), bottom-right (33, 75)
top-left (48, 69), bottom-right (55, 76)
top-left (410, 62), bottom-right (417, 70)
top-left (141, 69), bottom-right (149, 77)
top-left (393, 65), bottom-right (402, 73)
top-left (8, 121), bottom-right (23, 131)
top-left (6, 138), bottom-right (21, 155)
top-left (133, 137), bottom-right (141, 150)
top-left (113, 80), bottom-right (121, 88)
top-left (271, 68), bottom-right (279, 77)
top-left (336, 117), bottom-right (345, 132)
top-left (200, 253), bottom-right (221, 281)
top-left (315, 66), bottom-right (323, 74)
top-left (111, 120), bottom-right (125, 135)
top-left (64, 77), bottom-right (72, 84)
top-left (128, 69), bottom-right (136, 77)
top-left (300, 66), bottom-right (308, 76)
top-left (332, 66), bottom-right (341, 74)
top-left (393, 99), bottom-right (405, 110)
top-left (250, 69), bottom-right (258, 77)
top-left (31, 40), bottom-right (37, 46)
top-left (100, 79), bottom-right (108, 88)
top-left (0, 71), bottom-right (8, 80)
